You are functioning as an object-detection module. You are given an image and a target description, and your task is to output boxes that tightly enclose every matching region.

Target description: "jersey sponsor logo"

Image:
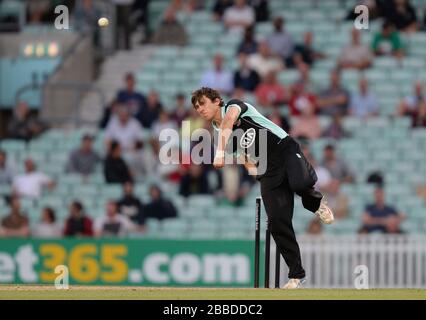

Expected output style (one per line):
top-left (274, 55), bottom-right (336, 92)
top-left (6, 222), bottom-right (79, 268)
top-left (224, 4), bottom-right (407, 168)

top-left (240, 128), bottom-right (256, 149)
top-left (296, 153), bottom-right (302, 159)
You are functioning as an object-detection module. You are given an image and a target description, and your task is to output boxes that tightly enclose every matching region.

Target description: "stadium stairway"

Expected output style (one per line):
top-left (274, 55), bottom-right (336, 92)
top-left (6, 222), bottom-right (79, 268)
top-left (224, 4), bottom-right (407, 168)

top-left (78, 45), bottom-right (157, 128)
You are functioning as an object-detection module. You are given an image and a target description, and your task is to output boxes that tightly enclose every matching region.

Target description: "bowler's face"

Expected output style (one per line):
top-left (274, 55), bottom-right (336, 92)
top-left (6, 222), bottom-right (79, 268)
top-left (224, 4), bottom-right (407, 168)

top-left (194, 96), bottom-right (219, 121)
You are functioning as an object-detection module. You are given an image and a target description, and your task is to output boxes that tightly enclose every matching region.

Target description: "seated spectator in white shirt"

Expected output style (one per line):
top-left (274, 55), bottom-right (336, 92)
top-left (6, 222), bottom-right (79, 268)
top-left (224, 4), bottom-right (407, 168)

top-left (247, 41), bottom-right (284, 78)
top-left (223, 0), bottom-right (255, 34)
top-left (13, 158), bottom-right (55, 199)
top-left (151, 110), bottom-right (179, 155)
top-left (94, 200), bottom-right (135, 237)
top-left (266, 16), bottom-right (294, 66)
top-left (349, 78), bottom-right (379, 118)
top-left (0, 150), bottom-right (15, 185)
top-left (322, 144), bottom-right (354, 183)
top-left (338, 29), bottom-right (373, 70)
top-left (291, 101), bottom-right (322, 140)
top-left (32, 207), bottom-right (62, 238)
top-left (200, 54), bottom-right (234, 95)
top-left (104, 104), bottom-right (144, 152)
top-left (66, 134), bottom-right (101, 176)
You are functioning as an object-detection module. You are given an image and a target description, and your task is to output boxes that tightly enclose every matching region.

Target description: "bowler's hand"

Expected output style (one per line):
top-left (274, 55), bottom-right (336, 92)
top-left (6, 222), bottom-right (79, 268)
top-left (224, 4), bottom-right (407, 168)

top-left (213, 151), bottom-right (225, 169)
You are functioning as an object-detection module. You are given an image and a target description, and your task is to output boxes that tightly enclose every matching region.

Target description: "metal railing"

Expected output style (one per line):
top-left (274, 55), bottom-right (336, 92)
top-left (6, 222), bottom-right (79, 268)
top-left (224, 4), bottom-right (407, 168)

top-left (268, 235), bottom-right (426, 288)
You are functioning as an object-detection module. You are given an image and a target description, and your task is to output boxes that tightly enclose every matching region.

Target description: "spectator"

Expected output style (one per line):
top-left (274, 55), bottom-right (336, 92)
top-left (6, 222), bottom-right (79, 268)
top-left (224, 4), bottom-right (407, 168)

top-left (292, 32), bottom-right (326, 68)
top-left (152, 6), bottom-right (188, 46)
top-left (73, 0), bottom-right (102, 46)
top-left (7, 101), bottom-right (47, 141)
top-left (411, 100), bottom-right (426, 128)
top-left (322, 114), bottom-right (351, 140)
top-left (117, 182), bottom-right (146, 228)
top-left (94, 200), bottom-right (135, 237)
top-left (170, 93), bottom-right (191, 128)
top-left (111, 0), bottom-right (133, 50)
top-left (383, 0), bottom-right (418, 32)
top-left (126, 140), bottom-right (157, 182)
top-left (325, 180), bottom-right (349, 219)
top-left (104, 141), bottom-right (133, 184)
top-left (0, 196), bottom-right (29, 237)
top-left (317, 70), bottom-right (350, 116)
top-left (104, 105), bottom-right (144, 151)
top-left (137, 90), bottom-right (164, 129)
top-left (288, 81), bottom-right (317, 116)
top-left (12, 158), bottom-right (55, 199)
top-left (66, 134), bottom-right (101, 176)
top-left (223, 0), bottom-right (255, 34)
top-left (396, 81), bottom-right (424, 116)
top-left (361, 187), bottom-right (405, 233)
top-left (236, 25), bottom-right (258, 56)
top-left (249, 0), bottom-right (269, 22)
top-left (306, 217), bottom-right (322, 235)
top-left (234, 53), bottom-right (260, 92)
top-left (294, 63), bottom-right (319, 94)
top-left (0, 150), bottom-right (15, 185)
top-left (217, 165), bottom-right (255, 207)
top-left (179, 164), bottom-right (210, 197)
top-left (338, 29), bottom-right (373, 70)
top-left (151, 111), bottom-right (179, 155)
top-left (255, 71), bottom-right (286, 108)
top-left (64, 201), bottom-right (94, 237)
top-left (32, 207), bottom-right (62, 238)
top-left (200, 54), bottom-right (234, 95)
top-left (27, 0), bottom-right (51, 24)
top-left (291, 101), bottom-right (322, 140)
top-left (372, 21), bottom-right (405, 58)
top-left (116, 73), bottom-right (147, 117)
top-left (349, 78), bottom-right (379, 118)
top-left (145, 185), bottom-right (178, 220)
top-left (247, 41), bottom-right (284, 78)
top-left (212, 0), bottom-right (233, 20)
top-left (266, 17), bottom-right (294, 67)
top-left (322, 145), bottom-right (354, 183)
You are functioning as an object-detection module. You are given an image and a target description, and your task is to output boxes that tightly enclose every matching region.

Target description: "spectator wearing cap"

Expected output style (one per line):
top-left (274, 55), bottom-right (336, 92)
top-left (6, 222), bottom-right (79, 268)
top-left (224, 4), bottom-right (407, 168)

top-left (361, 187), bottom-right (405, 234)
top-left (266, 16), bottom-right (295, 67)
top-left (12, 158), bottom-right (55, 199)
top-left (66, 134), bottom-right (101, 176)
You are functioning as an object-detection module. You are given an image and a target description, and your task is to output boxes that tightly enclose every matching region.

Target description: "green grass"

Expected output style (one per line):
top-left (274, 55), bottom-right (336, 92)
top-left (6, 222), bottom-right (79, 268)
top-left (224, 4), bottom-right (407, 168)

top-left (1, 286), bottom-right (426, 300)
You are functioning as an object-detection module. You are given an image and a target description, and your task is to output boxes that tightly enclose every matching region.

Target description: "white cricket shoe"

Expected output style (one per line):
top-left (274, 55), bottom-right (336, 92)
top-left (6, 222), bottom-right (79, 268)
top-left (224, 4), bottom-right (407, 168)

top-left (282, 278), bottom-right (306, 289)
top-left (315, 198), bottom-right (334, 224)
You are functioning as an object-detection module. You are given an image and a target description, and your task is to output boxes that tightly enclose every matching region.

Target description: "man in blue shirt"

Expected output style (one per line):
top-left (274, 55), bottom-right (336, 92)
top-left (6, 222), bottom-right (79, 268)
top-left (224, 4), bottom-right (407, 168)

top-left (361, 187), bottom-right (405, 233)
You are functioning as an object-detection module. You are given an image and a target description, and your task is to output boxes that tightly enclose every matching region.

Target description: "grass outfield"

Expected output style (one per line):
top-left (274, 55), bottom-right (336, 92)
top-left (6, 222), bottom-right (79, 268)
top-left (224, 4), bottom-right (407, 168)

top-left (1, 286), bottom-right (426, 300)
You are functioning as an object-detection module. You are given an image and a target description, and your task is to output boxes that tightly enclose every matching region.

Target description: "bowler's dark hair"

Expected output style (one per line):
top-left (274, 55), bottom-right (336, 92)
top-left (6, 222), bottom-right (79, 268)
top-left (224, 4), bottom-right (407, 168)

top-left (191, 87), bottom-right (224, 109)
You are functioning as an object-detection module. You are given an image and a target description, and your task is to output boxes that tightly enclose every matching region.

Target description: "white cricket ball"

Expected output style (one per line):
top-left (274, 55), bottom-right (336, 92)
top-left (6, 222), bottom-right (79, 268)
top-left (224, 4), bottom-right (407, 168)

top-left (98, 17), bottom-right (109, 27)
